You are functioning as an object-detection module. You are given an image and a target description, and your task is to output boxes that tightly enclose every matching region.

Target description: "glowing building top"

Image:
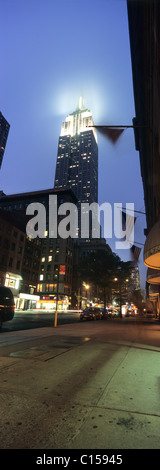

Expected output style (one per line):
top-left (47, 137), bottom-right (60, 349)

top-left (60, 96), bottom-right (97, 143)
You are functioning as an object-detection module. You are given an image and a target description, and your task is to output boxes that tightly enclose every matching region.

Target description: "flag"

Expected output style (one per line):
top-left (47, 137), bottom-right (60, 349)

top-left (121, 210), bottom-right (136, 238)
top-left (94, 126), bottom-right (124, 143)
top-left (130, 245), bottom-right (141, 262)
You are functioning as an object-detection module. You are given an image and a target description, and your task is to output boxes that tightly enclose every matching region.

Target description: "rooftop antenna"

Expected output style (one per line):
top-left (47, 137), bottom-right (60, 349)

top-left (78, 95), bottom-right (85, 110)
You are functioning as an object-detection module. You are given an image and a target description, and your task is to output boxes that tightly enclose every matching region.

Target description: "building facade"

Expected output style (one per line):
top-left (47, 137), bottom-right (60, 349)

top-left (0, 209), bottom-right (41, 308)
top-left (0, 188), bottom-right (77, 310)
top-left (0, 112), bottom-right (10, 168)
top-left (127, 0), bottom-right (160, 313)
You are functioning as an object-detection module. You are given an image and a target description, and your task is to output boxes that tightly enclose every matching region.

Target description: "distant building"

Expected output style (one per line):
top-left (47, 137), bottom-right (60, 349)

top-left (130, 263), bottom-right (140, 291)
top-left (72, 238), bottom-right (112, 309)
top-left (0, 112), bottom-right (10, 168)
top-left (54, 97), bottom-right (98, 237)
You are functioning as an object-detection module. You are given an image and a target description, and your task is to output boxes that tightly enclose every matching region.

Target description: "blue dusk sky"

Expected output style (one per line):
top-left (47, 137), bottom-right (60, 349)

top-left (0, 0), bottom-right (147, 288)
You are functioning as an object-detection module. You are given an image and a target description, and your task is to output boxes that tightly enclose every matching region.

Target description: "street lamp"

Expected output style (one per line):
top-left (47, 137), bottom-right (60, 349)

top-left (85, 284), bottom-right (90, 307)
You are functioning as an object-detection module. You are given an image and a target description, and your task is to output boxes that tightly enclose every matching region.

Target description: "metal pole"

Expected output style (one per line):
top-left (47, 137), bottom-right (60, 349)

top-left (54, 267), bottom-right (59, 328)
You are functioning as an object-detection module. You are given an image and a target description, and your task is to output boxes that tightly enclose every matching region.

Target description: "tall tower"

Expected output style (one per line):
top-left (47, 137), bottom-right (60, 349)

top-left (54, 98), bottom-right (98, 236)
top-left (0, 112), bottom-right (10, 168)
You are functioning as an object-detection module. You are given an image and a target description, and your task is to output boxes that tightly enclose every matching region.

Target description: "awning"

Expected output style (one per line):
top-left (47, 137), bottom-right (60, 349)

top-left (147, 268), bottom-right (160, 284)
top-left (144, 220), bottom-right (160, 269)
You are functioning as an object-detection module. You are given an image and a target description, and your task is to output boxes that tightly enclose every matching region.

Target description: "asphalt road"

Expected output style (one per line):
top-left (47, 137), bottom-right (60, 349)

top-left (0, 310), bottom-right (81, 333)
top-left (0, 309), bottom-right (157, 334)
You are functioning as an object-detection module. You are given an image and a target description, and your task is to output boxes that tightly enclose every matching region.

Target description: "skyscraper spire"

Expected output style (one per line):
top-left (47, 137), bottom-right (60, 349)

top-left (78, 96), bottom-right (85, 110)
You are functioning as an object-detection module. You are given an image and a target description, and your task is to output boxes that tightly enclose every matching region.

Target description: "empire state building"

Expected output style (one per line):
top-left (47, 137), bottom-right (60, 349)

top-left (54, 97), bottom-right (98, 215)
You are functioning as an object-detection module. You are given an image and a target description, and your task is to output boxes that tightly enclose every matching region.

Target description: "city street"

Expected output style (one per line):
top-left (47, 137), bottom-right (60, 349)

top-left (0, 316), bottom-right (160, 462)
top-left (0, 310), bottom-right (80, 332)
top-left (0, 310), bottom-right (153, 333)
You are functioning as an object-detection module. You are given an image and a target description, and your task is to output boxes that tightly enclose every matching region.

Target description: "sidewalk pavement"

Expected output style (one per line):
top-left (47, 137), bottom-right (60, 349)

top-left (0, 320), bottom-right (160, 453)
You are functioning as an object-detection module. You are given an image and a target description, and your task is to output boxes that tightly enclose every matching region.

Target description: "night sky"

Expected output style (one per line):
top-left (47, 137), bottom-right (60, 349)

top-left (0, 0), bottom-right (147, 288)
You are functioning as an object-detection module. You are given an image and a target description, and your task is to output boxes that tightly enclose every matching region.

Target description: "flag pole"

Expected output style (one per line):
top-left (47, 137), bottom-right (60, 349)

top-left (87, 125), bottom-right (149, 129)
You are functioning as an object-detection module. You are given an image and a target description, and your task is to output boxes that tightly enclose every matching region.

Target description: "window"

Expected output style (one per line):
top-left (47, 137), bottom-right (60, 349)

top-left (40, 274), bottom-right (44, 281)
top-left (16, 260), bottom-right (20, 270)
top-left (37, 284), bottom-right (43, 292)
top-left (3, 238), bottom-right (9, 249)
top-left (48, 256), bottom-right (52, 262)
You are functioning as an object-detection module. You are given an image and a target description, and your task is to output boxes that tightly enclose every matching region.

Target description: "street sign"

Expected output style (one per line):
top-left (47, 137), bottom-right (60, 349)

top-left (59, 265), bottom-right (66, 275)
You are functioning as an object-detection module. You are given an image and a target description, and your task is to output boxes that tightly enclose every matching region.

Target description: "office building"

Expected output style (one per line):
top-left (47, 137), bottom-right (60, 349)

top-left (0, 209), bottom-right (41, 308)
top-left (0, 112), bottom-right (10, 168)
top-left (0, 188), bottom-right (76, 309)
top-left (54, 97), bottom-right (98, 237)
top-left (127, 0), bottom-right (160, 313)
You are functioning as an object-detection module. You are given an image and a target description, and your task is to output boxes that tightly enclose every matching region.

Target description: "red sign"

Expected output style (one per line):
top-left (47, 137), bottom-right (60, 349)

top-left (59, 265), bottom-right (66, 275)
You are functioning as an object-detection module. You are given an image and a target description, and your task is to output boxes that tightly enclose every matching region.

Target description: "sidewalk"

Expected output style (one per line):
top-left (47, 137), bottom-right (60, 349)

top-left (0, 321), bottom-right (160, 452)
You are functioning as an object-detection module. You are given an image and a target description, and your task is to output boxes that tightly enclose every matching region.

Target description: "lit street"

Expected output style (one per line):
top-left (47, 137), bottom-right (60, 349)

top-left (1, 316), bottom-right (160, 458)
top-left (0, 310), bottom-right (80, 333)
top-left (0, 310), bottom-right (155, 333)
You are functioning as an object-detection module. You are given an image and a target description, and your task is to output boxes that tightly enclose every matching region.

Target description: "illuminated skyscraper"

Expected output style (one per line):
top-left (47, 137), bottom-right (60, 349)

top-left (54, 98), bottom-right (98, 237)
top-left (0, 112), bottom-right (10, 168)
top-left (54, 98), bottom-right (98, 202)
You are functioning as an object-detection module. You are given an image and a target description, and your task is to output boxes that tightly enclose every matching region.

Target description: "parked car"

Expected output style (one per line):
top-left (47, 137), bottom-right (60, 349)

top-left (146, 309), bottom-right (154, 319)
top-left (0, 286), bottom-right (15, 328)
top-left (80, 307), bottom-right (103, 321)
top-left (100, 308), bottom-right (108, 320)
top-left (107, 308), bottom-right (119, 318)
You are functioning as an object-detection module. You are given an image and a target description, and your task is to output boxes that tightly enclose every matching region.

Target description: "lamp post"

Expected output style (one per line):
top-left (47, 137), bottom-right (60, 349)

top-left (111, 278), bottom-right (118, 307)
top-left (54, 265), bottom-right (66, 328)
top-left (85, 284), bottom-right (90, 307)
top-left (54, 268), bottom-right (59, 328)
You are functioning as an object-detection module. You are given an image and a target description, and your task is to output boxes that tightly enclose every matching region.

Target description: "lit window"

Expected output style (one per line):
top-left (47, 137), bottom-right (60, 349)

top-left (37, 284), bottom-right (43, 292)
top-left (41, 257), bottom-right (45, 262)
top-left (48, 256), bottom-right (52, 262)
top-left (40, 274), bottom-right (44, 281)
